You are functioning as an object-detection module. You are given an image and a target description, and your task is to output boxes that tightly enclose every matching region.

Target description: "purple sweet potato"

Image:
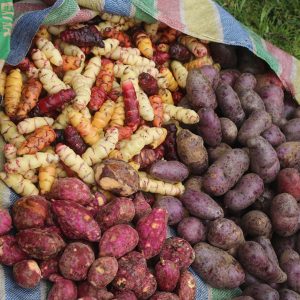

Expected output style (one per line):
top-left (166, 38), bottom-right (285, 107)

top-left (16, 227), bottom-right (65, 260)
top-left (0, 208), bottom-right (12, 235)
top-left (177, 270), bottom-right (196, 300)
top-left (215, 84), bottom-right (245, 126)
top-left (279, 289), bottom-right (300, 300)
top-left (47, 277), bottom-right (77, 300)
top-left (192, 242), bottom-right (245, 288)
top-left (282, 118), bottom-right (300, 141)
top-left (13, 259), bottom-right (41, 288)
top-left (154, 196), bottom-right (184, 225)
top-left (277, 168), bottom-right (300, 201)
top-left (220, 118), bottom-right (238, 145)
top-left (248, 136), bottom-right (280, 183)
top-left (238, 110), bottom-right (272, 146)
top-left (262, 124), bottom-right (286, 147)
top-left (47, 177), bottom-right (92, 205)
top-left (258, 84), bottom-right (285, 126)
top-left (277, 142), bottom-right (300, 170)
top-left (86, 192), bottom-right (107, 217)
top-left (160, 237), bottom-right (195, 270)
top-left (219, 69), bottom-right (240, 86)
top-left (78, 297), bottom-right (97, 300)
top-left (186, 69), bottom-right (217, 109)
top-left (207, 218), bottom-right (244, 250)
top-left (39, 257), bottom-right (59, 279)
top-left (149, 160), bottom-right (189, 183)
top-left (203, 148), bottom-right (249, 196)
top-left (88, 257), bottom-right (118, 288)
top-left (114, 291), bottom-right (137, 300)
top-left (95, 197), bottom-right (135, 230)
top-left (224, 173), bottom-right (264, 211)
top-left (155, 259), bottom-right (179, 292)
top-left (208, 143), bottom-right (232, 163)
top-left (132, 192), bottom-right (152, 221)
top-left (112, 251), bottom-right (147, 291)
top-left (242, 284), bottom-right (279, 300)
top-left (99, 224), bottom-right (139, 258)
top-left (234, 73), bottom-right (257, 94)
top-left (12, 195), bottom-right (50, 230)
top-left (150, 292), bottom-right (179, 300)
top-left (238, 89), bottom-right (265, 116)
top-left (137, 208), bottom-right (168, 259)
top-left (0, 235), bottom-right (27, 265)
top-left (59, 242), bottom-right (95, 281)
top-left (210, 43), bottom-right (237, 69)
top-left (183, 176), bottom-right (202, 193)
top-left (196, 107), bottom-right (222, 147)
top-left (77, 282), bottom-right (114, 300)
top-left (270, 193), bottom-right (299, 237)
top-left (180, 189), bottom-right (223, 220)
top-left (177, 217), bottom-right (206, 245)
top-left (199, 65), bottom-right (220, 90)
top-left (51, 200), bottom-right (101, 241)
top-left (134, 271), bottom-right (157, 299)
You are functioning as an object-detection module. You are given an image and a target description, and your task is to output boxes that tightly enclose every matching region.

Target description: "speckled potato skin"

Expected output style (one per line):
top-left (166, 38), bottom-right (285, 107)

top-left (177, 217), bottom-right (206, 245)
top-left (0, 235), bottom-right (28, 266)
top-left (270, 193), bottom-right (299, 237)
top-left (59, 242), bottom-right (95, 281)
top-left (184, 176), bottom-right (202, 193)
top-left (224, 173), bottom-right (264, 211)
top-left (40, 257), bottom-right (59, 279)
top-left (160, 237), bottom-right (195, 270)
top-left (177, 270), bottom-right (196, 300)
top-left (112, 251), bottom-right (147, 292)
top-left (277, 168), bottom-right (300, 201)
top-left (238, 90), bottom-right (265, 116)
top-left (155, 259), bottom-right (179, 292)
top-left (12, 195), bottom-right (50, 230)
top-left (277, 142), bottom-right (300, 170)
top-left (51, 200), bottom-right (101, 242)
top-left (219, 69), bottom-right (240, 86)
top-left (208, 143), bottom-right (232, 163)
top-left (137, 208), bottom-right (168, 259)
top-left (233, 73), bottom-right (257, 94)
top-left (150, 292), bottom-right (180, 300)
top-left (220, 118), bottom-right (238, 145)
top-left (134, 271), bottom-right (157, 299)
top-left (242, 284), bottom-right (279, 300)
top-left (262, 124), bottom-right (286, 147)
top-left (13, 259), bottom-right (42, 288)
top-left (279, 288), bottom-right (300, 300)
top-left (203, 149), bottom-right (249, 196)
top-left (99, 224), bottom-right (139, 258)
top-left (0, 208), bottom-right (12, 235)
top-left (192, 242), bottom-right (245, 289)
top-left (95, 197), bottom-right (135, 230)
top-left (47, 177), bottom-right (92, 205)
top-left (95, 159), bottom-right (139, 196)
top-left (272, 234), bottom-right (297, 258)
top-left (114, 291), bottom-right (137, 300)
top-left (207, 218), bottom-right (244, 250)
top-left (87, 257), bottom-right (118, 288)
top-left (47, 277), bottom-right (77, 300)
top-left (77, 281), bottom-right (114, 299)
top-left (16, 227), bottom-right (65, 260)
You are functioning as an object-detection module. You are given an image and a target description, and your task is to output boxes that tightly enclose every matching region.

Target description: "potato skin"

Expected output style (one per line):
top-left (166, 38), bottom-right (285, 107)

top-left (248, 136), bottom-right (280, 183)
top-left (219, 69), bottom-right (240, 86)
top-left (234, 73), bottom-right (257, 94)
top-left (242, 284), bottom-right (279, 300)
top-left (203, 148), bottom-right (249, 196)
top-left (272, 234), bottom-right (297, 257)
top-left (176, 129), bottom-right (208, 175)
top-left (186, 69), bottom-right (217, 109)
top-left (208, 143), bottom-right (232, 163)
top-left (224, 173), bottom-right (264, 211)
top-left (207, 218), bottom-right (244, 250)
top-left (277, 142), bottom-right (300, 170)
top-left (196, 108), bottom-right (222, 147)
top-left (177, 217), bottom-right (206, 245)
top-left (238, 89), bottom-right (265, 116)
top-left (192, 242), bottom-right (245, 288)
top-left (199, 65), bottom-right (220, 90)
top-left (220, 118), bottom-right (238, 145)
top-left (177, 270), bottom-right (196, 300)
top-left (262, 124), bottom-right (286, 147)
top-left (251, 185), bottom-right (274, 215)
top-left (270, 193), bottom-right (299, 237)
top-left (184, 176), bottom-right (202, 193)
top-left (180, 189), bottom-right (224, 220)
top-left (149, 160), bottom-right (189, 183)
top-left (279, 289), bottom-right (300, 300)
top-left (238, 110), bottom-right (272, 146)
top-left (215, 84), bottom-right (245, 126)
top-left (277, 168), bottom-right (300, 201)
top-left (282, 118), bottom-right (300, 141)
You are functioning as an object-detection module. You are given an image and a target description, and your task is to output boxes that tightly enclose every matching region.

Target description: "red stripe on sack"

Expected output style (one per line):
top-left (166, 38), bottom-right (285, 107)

top-left (60, 9), bottom-right (97, 25)
top-left (156, 0), bottom-right (185, 32)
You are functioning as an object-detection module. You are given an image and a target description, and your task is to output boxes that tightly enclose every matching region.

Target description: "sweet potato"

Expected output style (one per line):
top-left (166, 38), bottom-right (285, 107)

top-left (77, 282), bottom-right (114, 299)
top-left (183, 176), bottom-right (202, 193)
top-left (238, 89), bottom-right (265, 116)
top-left (95, 197), bottom-right (135, 230)
top-left (155, 259), bottom-right (180, 292)
top-left (52, 200), bottom-right (101, 241)
top-left (238, 110), bottom-right (272, 145)
top-left (160, 237), bottom-right (195, 270)
top-left (279, 289), bottom-right (300, 300)
top-left (0, 208), bottom-right (12, 235)
top-left (113, 291), bottom-right (137, 300)
top-left (241, 210), bottom-right (272, 238)
top-left (220, 118), bottom-right (237, 145)
top-left (262, 124), bottom-right (286, 147)
top-left (59, 242), bottom-right (95, 281)
top-left (215, 84), bottom-right (245, 126)
top-left (248, 136), bottom-right (280, 183)
top-left (242, 284), bottom-right (279, 300)
top-left (150, 292), bottom-right (179, 300)
top-left (99, 224), bottom-right (139, 258)
top-left (47, 177), bottom-right (92, 205)
top-left (277, 168), bottom-right (300, 201)
top-left (154, 196), bottom-right (184, 225)
top-left (219, 69), bottom-right (240, 86)
top-left (192, 242), bottom-right (245, 288)
top-left (186, 69), bottom-right (217, 109)
top-left (208, 143), bottom-right (232, 163)
top-left (180, 189), bottom-right (224, 220)
top-left (177, 270), bottom-right (196, 300)
top-left (207, 218), bottom-right (244, 250)
top-left (282, 118), bottom-right (300, 141)
top-left (270, 193), bottom-right (299, 237)
top-left (134, 271), bottom-right (157, 299)
top-left (132, 192), bottom-right (152, 221)
top-left (258, 84), bottom-right (285, 126)
top-left (177, 217), bottom-right (206, 245)
top-left (277, 142), bottom-right (300, 170)
top-left (39, 257), bottom-right (59, 279)
top-left (176, 129), bottom-right (208, 174)
top-left (48, 277), bottom-right (77, 300)
top-left (209, 43), bottom-right (237, 69)
top-left (224, 173), bottom-right (264, 211)
top-left (149, 160), bottom-right (189, 183)
top-left (203, 148), bottom-right (249, 196)
top-left (88, 257), bottom-right (118, 288)
top-left (13, 259), bottom-right (42, 288)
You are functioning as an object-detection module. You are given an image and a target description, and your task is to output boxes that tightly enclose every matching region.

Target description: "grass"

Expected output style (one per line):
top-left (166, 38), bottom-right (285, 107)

top-left (215, 0), bottom-right (300, 59)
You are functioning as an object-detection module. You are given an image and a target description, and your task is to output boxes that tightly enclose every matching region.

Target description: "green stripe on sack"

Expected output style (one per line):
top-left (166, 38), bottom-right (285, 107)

top-left (212, 287), bottom-right (241, 300)
top-left (0, 0), bottom-right (13, 60)
top-left (132, 0), bottom-right (157, 23)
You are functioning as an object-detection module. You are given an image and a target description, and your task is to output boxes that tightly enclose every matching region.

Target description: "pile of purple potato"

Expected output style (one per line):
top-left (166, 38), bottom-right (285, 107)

top-left (0, 43), bottom-right (300, 300)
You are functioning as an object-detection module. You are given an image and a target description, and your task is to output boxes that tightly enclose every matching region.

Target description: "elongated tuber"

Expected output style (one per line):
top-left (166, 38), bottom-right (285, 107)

top-left (184, 56), bottom-right (213, 71)
top-left (163, 104), bottom-right (199, 124)
top-left (71, 74), bottom-right (92, 110)
top-left (4, 144), bottom-right (17, 160)
top-left (133, 30), bottom-right (153, 58)
top-left (36, 38), bottom-right (63, 66)
top-left (92, 100), bottom-right (116, 131)
top-left (83, 56), bottom-right (102, 88)
top-left (171, 61), bottom-right (188, 88)
top-left (0, 71), bottom-right (7, 101)
top-left (39, 164), bottom-right (56, 194)
top-left (149, 95), bottom-right (164, 127)
top-left (137, 90), bottom-right (155, 121)
top-left (159, 67), bottom-right (178, 92)
top-left (102, 27), bottom-right (131, 47)
top-left (159, 88), bottom-right (174, 105)
top-left (39, 68), bottom-right (68, 94)
top-left (109, 96), bottom-right (125, 127)
top-left (31, 49), bottom-right (52, 70)
top-left (178, 35), bottom-right (208, 58)
top-left (92, 38), bottom-right (119, 56)
top-left (17, 117), bottom-right (54, 134)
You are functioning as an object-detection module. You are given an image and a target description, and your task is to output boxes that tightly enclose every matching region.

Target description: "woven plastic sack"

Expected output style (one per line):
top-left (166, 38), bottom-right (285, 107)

top-left (0, 0), bottom-right (299, 299)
